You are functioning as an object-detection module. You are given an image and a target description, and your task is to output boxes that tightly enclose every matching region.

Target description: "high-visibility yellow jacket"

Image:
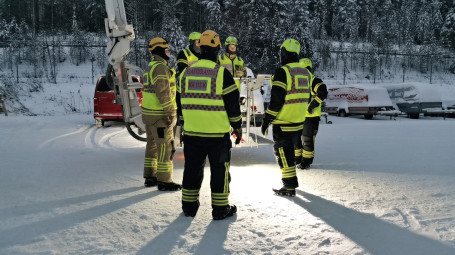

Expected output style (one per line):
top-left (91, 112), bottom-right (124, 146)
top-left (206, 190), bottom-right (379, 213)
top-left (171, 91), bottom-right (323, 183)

top-left (299, 58), bottom-right (326, 118)
top-left (306, 81), bottom-right (325, 117)
top-left (179, 48), bottom-right (199, 67)
top-left (178, 59), bottom-right (236, 137)
top-left (142, 55), bottom-right (177, 117)
top-left (218, 54), bottom-right (246, 90)
top-left (266, 62), bottom-right (312, 130)
top-left (218, 54), bottom-right (245, 76)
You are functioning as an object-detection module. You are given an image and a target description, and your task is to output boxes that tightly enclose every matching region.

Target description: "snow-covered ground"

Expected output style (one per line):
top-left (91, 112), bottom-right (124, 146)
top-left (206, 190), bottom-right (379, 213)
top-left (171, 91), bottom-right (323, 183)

top-left (1, 114), bottom-right (455, 254)
top-left (1, 62), bottom-right (455, 254)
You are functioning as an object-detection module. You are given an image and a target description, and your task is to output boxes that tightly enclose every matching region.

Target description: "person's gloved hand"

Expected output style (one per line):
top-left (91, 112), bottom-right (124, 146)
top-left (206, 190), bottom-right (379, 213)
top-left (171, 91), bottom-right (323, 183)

top-left (177, 116), bottom-right (184, 126)
top-left (167, 115), bottom-right (177, 126)
top-left (261, 119), bottom-right (271, 137)
top-left (307, 100), bottom-right (320, 115)
top-left (232, 128), bottom-right (242, 144)
top-left (235, 70), bottom-right (246, 77)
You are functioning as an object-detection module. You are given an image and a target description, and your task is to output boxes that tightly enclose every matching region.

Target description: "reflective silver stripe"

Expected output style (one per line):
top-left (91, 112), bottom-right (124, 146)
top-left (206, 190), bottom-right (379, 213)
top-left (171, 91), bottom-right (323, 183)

top-left (284, 98), bottom-right (309, 105)
top-left (182, 104), bottom-right (225, 111)
top-left (181, 93), bottom-right (222, 100)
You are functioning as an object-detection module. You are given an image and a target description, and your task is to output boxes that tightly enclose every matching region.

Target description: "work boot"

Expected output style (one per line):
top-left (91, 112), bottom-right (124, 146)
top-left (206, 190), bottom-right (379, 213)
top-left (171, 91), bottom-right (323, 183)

top-left (212, 205), bottom-right (237, 220)
top-left (157, 182), bottom-right (182, 191)
top-left (298, 158), bottom-right (313, 170)
top-left (144, 177), bottom-right (158, 187)
top-left (295, 156), bottom-right (302, 166)
top-left (272, 186), bottom-right (296, 197)
top-left (182, 201), bottom-right (200, 217)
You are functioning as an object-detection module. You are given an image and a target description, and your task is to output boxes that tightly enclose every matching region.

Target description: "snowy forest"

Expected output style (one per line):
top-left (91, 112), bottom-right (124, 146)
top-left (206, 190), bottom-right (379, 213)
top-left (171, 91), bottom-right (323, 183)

top-left (1, 0), bottom-right (455, 82)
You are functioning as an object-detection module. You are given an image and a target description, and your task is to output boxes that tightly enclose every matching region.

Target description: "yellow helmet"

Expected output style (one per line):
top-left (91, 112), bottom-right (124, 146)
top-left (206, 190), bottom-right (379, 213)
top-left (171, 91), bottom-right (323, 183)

top-left (199, 30), bottom-right (221, 48)
top-left (148, 37), bottom-right (169, 52)
top-left (280, 39), bottom-right (300, 54)
top-left (188, 32), bottom-right (201, 42)
top-left (225, 36), bottom-right (238, 46)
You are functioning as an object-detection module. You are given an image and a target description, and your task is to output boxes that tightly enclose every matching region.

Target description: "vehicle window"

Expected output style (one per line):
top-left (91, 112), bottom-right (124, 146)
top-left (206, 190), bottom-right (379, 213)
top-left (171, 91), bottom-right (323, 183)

top-left (97, 77), bottom-right (112, 92)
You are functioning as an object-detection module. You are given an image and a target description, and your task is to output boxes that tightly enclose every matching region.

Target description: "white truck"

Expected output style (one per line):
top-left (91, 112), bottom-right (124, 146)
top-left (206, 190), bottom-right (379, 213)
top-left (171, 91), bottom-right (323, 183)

top-left (239, 68), bottom-right (266, 126)
top-left (325, 85), bottom-right (396, 119)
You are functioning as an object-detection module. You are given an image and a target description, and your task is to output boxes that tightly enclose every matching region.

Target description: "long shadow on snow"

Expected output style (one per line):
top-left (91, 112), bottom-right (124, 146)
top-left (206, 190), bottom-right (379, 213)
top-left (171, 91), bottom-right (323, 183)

top-left (0, 186), bottom-right (143, 220)
top-left (0, 190), bottom-right (160, 249)
top-left (293, 190), bottom-right (455, 255)
top-left (136, 213), bottom-right (192, 255)
top-left (136, 213), bottom-right (237, 254)
top-left (194, 215), bottom-right (237, 254)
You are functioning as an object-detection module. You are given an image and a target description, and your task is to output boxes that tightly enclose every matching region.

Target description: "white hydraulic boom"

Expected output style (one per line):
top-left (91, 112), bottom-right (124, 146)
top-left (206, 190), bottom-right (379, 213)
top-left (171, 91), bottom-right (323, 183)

top-left (104, 0), bottom-right (146, 141)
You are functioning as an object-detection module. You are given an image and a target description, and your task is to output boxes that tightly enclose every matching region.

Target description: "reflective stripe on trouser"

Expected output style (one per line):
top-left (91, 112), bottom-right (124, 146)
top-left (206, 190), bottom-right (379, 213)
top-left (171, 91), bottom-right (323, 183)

top-left (302, 149), bottom-right (315, 159)
top-left (143, 114), bottom-right (176, 182)
top-left (182, 188), bottom-right (199, 203)
top-left (182, 134), bottom-right (232, 208)
top-left (272, 126), bottom-right (299, 188)
top-left (143, 158), bottom-right (157, 178)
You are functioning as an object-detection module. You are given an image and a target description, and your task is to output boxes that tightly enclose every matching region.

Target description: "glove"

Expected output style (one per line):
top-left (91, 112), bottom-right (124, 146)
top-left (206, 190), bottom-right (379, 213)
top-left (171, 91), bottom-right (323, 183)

top-left (240, 97), bottom-right (246, 105)
top-left (307, 100), bottom-right (320, 115)
top-left (261, 119), bottom-right (271, 137)
top-left (167, 115), bottom-right (177, 126)
top-left (177, 116), bottom-right (184, 126)
top-left (232, 128), bottom-right (242, 144)
top-left (235, 70), bottom-right (246, 77)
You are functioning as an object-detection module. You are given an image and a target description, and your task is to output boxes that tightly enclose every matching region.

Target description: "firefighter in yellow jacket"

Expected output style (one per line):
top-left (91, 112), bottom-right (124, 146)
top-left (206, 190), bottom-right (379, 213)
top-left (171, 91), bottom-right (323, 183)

top-left (142, 37), bottom-right (182, 191)
top-left (297, 58), bottom-right (328, 169)
top-left (177, 30), bottom-right (241, 220)
top-left (176, 32), bottom-right (201, 74)
top-left (218, 36), bottom-right (247, 90)
top-left (261, 39), bottom-right (323, 196)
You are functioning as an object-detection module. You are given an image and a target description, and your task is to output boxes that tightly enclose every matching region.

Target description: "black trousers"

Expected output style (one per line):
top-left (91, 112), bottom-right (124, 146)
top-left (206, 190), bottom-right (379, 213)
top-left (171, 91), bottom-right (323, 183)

top-left (182, 134), bottom-right (232, 208)
top-left (302, 117), bottom-right (320, 158)
top-left (272, 125), bottom-right (300, 188)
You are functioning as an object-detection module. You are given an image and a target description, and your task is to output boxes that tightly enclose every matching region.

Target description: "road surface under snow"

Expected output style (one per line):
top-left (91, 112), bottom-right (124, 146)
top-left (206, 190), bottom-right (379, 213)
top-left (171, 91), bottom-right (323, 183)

top-left (0, 114), bottom-right (454, 254)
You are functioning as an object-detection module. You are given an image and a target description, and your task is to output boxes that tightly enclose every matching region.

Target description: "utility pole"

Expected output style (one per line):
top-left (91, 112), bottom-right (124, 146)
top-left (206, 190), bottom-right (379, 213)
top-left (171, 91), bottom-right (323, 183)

top-left (33, 0), bottom-right (37, 78)
top-left (52, 0), bottom-right (56, 83)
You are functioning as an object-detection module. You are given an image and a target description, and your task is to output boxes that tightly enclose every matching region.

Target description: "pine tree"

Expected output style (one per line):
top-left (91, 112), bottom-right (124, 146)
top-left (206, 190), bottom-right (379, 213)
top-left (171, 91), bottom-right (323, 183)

top-left (202, 0), bottom-right (222, 32)
top-left (441, 8), bottom-right (455, 49)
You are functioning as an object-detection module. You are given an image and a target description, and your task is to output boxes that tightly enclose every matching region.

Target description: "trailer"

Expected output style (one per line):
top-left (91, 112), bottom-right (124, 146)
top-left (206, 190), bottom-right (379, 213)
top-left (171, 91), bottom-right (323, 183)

top-left (325, 85), bottom-right (395, 119)
top-left (383, 84), bottom-right (443, 119)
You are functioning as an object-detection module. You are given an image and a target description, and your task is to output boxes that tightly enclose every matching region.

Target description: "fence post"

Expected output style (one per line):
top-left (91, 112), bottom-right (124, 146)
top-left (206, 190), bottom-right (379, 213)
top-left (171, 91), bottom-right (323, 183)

top-left (402, 62), bottom-right (405, 83)
top-left (0, 95), bottom-right (8, 116)
top-left (429, 55), bottom-right (433, 84)
top-left (91, 56), bottom-right (95, 84)
top-left (16, 56), bottom-right (19, 83)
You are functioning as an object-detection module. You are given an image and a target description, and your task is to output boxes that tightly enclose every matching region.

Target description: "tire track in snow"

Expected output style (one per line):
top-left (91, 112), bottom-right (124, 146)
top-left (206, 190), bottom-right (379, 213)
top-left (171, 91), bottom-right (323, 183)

top-left (97, 129), bottom-right (126, 150)
top-left (85, 126), bottom-right (140, 150)
top-left (84, 125), bottom-right (97, 149)
top-left (39, 125), bottom-right (92, 149)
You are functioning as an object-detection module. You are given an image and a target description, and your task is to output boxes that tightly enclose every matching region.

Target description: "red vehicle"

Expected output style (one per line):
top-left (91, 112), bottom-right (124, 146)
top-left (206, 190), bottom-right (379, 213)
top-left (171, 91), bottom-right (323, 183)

top-left (93, 75), bottom-right (143, 127)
